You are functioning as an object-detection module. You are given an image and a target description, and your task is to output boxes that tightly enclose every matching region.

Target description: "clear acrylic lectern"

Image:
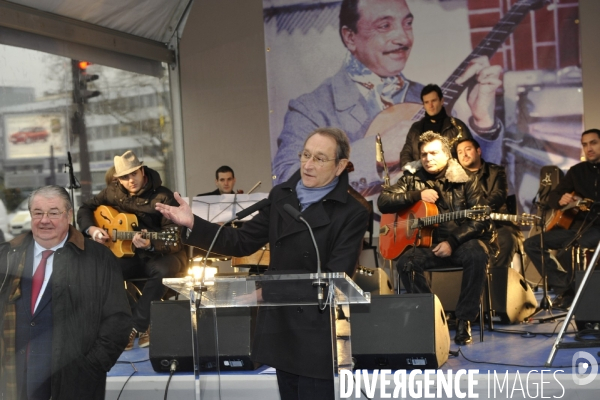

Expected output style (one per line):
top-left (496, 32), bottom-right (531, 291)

top-left (163, 273), bottom-right (371, 400)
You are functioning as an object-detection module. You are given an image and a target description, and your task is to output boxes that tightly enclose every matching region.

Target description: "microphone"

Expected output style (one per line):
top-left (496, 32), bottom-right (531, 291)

top-left (200, 199), bottom-right (271, 284)
top-left (236, 198), bottom-right (270, 220)
top-left (283, 204), bottom-right (327, 310)
top-left (376, 135), bottom-right (391, 187)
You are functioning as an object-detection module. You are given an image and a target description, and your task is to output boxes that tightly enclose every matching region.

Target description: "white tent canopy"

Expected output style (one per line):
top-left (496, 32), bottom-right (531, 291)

top-left (0, 0), bottom-right (193, 75)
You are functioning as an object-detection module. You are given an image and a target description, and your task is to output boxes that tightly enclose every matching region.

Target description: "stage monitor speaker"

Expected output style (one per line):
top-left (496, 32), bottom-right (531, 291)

top-left (428, 267), bottom-right (537, 324)
top-left (350, 294), bottom-right (449, 370)
top-left (574, 270), bottom-right (600, 330)
top-left (352, 266), bottom-right (394, 295)
top-left (149, 300), bottom-right (260, 372)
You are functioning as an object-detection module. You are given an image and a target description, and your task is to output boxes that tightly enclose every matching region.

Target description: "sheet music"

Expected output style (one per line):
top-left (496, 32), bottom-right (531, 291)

top-left (192, 193), bottom-right (269, 223)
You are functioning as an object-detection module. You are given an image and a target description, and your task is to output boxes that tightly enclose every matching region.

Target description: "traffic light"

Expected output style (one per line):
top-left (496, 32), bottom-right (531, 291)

top-left (75, 60), bottom-right (101, 103)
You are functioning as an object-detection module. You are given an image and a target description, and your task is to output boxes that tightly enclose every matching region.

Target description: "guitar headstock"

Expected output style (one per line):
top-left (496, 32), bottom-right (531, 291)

top-left (467, 205), bottom-right (491, 221)
top-left (517, 213), bottom-right (541, 226)
top-left (157, 227), bottom-right (180, 247)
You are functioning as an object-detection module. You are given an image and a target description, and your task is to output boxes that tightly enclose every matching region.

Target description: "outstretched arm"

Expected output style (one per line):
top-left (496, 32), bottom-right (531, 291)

top-left (155, 192), bottom-right (194, 229)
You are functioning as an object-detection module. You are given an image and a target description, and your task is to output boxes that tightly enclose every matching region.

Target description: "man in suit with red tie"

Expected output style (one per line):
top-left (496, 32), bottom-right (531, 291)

top-left (0, 186), bottom-right (131, 400)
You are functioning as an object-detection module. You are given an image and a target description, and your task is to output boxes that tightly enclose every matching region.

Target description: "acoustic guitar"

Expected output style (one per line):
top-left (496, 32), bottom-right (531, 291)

top-left (379, 201), bottom-right (490, 260)
top-left (93, 205), bottom-right (179, 258)
top-left (362, 0), bottom-right (551, 190)
top-left (544, 192), bottom-right (594, 231)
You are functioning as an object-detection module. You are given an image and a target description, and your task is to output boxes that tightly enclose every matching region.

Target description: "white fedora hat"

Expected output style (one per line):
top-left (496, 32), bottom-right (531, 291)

top-left (114, 150), bottom-right (143, 177)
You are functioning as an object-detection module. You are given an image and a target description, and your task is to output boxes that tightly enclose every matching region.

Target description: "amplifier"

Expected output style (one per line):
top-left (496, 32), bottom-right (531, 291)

top-left (149, 300), bottom-right (260, 372)
top-left (350, 294), bottom-right (450, 370)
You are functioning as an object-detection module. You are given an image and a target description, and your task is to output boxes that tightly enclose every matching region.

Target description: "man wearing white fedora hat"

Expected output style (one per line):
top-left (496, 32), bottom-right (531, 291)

top-left (77, 150), bottom-right (186, 350)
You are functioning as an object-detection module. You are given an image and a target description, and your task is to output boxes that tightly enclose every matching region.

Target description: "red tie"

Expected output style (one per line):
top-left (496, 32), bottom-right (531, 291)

top-left (31, 250), bottom-right (54, 314)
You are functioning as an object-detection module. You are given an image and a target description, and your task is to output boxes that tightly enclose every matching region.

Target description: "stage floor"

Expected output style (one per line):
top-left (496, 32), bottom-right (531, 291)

top-left (106, 292), bottom-right (600, 399)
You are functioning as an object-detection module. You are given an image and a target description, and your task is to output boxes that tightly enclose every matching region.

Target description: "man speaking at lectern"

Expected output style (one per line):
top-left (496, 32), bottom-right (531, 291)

top-left (156, 127), bottom-right (368, 400)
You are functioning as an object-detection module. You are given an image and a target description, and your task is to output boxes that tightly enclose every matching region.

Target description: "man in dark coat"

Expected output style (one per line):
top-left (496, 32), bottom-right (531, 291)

top-left (0, 186), bottom-right (131, 400)
top-left (78, 150), bottom-right (186, 350)
top-left (378, 131), bottom-right (496, 345)
top-left (456, 138), bottom-right (523, 270)
top-left (156, 128), bottom-right (368, 400)
top-left (524, 129), bottom-right (600, 309)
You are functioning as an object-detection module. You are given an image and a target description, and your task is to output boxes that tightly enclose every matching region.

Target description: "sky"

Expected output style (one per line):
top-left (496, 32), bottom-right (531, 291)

top-left (0, 44), bottom-right (72, 98)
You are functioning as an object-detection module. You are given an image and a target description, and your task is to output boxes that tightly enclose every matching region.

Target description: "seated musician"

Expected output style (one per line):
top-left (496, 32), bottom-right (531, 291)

top-left (378, 131), bottom-right (496, 345)
top-left (197, 165), bottom-right (244, 196)
top-left (77, 150), bottom-right (186, 350)
top-left (524, 129), bottom-right (600, 310)
top-left (456, 138), bottom-right (523, 270)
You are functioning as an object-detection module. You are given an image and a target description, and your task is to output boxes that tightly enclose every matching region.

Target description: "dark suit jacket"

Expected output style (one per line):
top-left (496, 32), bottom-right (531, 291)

top-left (185, 170), bottom-right (368, 379)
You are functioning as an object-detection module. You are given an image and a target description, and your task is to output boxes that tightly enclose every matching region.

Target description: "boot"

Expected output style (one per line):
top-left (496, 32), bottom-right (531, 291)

top-left (454, 320), bottom-right (472, 345)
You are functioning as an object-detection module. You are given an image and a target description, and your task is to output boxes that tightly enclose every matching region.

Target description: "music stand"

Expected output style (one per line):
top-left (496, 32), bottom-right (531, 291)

top-left (192, 193), bottom-right (269, 224)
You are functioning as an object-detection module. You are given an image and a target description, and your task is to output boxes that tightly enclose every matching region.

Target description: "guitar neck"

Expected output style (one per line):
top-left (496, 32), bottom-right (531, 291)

top-left (115, 231), bottom-right (160, 241)
top-left (414, 1), bottom-right (542, 119)
top-left (490, 213), bottom-right (521, 223)
top-left (413, 209), bottom-right (473, 229)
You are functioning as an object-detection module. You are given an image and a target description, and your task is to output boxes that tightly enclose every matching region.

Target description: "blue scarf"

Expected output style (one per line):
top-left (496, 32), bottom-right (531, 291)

top-left (296, 177), bottom-right (339, 211)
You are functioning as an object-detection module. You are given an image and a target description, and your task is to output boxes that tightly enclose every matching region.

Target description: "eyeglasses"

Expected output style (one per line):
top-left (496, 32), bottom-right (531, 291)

top-left (31, 210), bottom-right (67, 220)
top-left (298, 151), bottom-right (336, 167)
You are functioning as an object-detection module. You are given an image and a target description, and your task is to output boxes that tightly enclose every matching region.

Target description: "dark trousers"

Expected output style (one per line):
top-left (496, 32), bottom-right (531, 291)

top-left (276, 369), bottom-right (334, 400)
top-left (118, 251), bottom-right (185, 331)
top-left (493, 224), bottom-right (523, 269)
top-left (523, 226), bottom-right (600, 295)
top-left (397, 239), bottom-right (489, 321)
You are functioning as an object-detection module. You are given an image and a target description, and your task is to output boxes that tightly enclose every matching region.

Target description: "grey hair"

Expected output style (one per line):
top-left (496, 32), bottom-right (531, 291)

top-left (28, 185), bottom-right (73, 212)
top-left (418, 131), bottom-right (452, 158)
top-left (304, 127), bottom-right (351, 164)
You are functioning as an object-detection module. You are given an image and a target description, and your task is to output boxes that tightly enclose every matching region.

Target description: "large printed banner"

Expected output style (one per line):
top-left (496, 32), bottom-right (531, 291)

top-left (4, 113), bottom-right (67, 160)
top-left (263, 0), bottom-right (582, 216)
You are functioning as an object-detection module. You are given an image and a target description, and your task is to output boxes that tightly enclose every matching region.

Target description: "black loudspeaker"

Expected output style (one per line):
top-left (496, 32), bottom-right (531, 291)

top-left (535, 165), bottom-right (564, 205)
top-left (428, 267), bottom-right (537, 324)
top-left (149, 301), bottom-right (260, 372)
top-left (350, 294), bottom-right (450, 370)
top-left (574, 270), bottom-right (600, 330)
top-left (352, 266), bottom-right (394, 295)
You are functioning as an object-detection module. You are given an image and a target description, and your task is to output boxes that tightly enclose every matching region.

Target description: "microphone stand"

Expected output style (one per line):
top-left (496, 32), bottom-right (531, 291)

top-left (546, 236), bottom-right (600, 366)
top-left (283, 204), bottom-right (328, 310)
top-left (531, 202), bottom-right (566, 322)
top-left (195, 198), bottom-right (272, 296)
top-left (65, 151), bottom-right (80, 227)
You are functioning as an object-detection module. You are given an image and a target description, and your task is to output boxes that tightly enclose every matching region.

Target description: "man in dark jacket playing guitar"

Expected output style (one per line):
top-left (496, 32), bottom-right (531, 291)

top-left (77, 150), bottom-right (186, 350)
top-left (524, 129), bottom-right (600, 310)
top-left (378, 132), bottom-right (496, 345)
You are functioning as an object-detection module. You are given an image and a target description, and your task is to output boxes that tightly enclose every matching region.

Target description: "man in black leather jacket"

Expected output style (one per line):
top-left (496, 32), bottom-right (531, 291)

top-left (457, 138), bottom-right (523, 270)
top-left (378, 131), bottom-right (496, 345)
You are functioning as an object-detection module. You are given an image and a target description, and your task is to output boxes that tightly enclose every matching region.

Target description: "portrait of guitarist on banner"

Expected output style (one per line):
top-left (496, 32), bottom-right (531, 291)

top-left (264, 0), bottom-right (582, 216)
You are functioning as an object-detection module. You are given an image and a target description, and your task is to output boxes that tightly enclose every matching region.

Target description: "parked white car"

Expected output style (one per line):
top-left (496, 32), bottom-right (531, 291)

top-left (0, 199), bottom-right (8, 242)
top-left (9, 199), bottom-right (31, 236)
